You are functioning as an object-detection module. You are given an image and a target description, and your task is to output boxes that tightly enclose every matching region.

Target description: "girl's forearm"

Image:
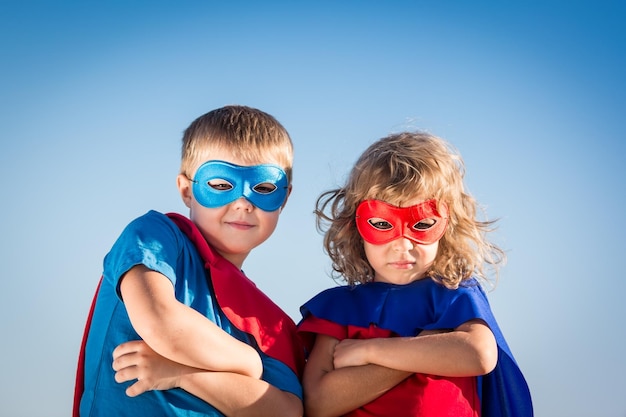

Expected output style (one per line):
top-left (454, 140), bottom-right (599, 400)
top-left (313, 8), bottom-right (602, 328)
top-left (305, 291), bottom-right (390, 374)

top-left (365, 321), bottom-right (497, 376)
top-left (304, 365), bottom-right (410, 417)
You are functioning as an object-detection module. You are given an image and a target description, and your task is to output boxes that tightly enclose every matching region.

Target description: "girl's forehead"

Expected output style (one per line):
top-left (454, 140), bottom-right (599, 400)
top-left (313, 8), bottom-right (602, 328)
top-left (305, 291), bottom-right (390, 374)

top-left (366, 189), bottom-right (430, 207)
top-left (397, 196), bottom-right (432, 207)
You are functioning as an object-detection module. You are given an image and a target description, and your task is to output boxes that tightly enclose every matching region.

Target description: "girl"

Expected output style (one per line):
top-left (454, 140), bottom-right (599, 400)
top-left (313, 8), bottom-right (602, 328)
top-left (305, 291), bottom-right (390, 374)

top-left (298, 132), bottom-right (532, 417)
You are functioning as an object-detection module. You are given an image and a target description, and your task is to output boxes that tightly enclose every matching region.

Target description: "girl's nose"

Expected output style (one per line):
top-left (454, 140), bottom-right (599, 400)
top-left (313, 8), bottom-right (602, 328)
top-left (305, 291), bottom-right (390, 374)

top-left (391, 236), bottom-right (416, 251)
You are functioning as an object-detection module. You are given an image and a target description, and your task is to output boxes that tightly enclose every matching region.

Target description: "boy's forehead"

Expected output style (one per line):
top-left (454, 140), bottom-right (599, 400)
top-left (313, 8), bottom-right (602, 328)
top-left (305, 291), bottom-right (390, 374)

top-left (185, 143), bottom-right (291, 178)
top-left (196, 156), bottom-right (281, 169)
top-left (191, 156), bottom-right (285, 178)
top-left (216, 144), bottom-right (284, 162)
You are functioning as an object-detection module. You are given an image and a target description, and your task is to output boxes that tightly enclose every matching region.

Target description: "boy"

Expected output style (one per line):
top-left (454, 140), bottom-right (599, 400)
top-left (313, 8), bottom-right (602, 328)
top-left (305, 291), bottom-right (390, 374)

top-left (74, 105), bottom-right (304, 416)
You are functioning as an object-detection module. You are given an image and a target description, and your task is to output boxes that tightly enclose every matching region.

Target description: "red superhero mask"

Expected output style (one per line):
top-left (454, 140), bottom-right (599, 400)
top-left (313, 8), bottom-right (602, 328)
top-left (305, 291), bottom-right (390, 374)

top-left (355, 199), bottom-right (448, 245)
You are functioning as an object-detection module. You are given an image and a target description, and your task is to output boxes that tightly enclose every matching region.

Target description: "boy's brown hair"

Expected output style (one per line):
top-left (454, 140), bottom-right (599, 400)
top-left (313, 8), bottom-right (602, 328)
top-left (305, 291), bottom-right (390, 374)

top-left (180, 105), bottom-right (294, 182)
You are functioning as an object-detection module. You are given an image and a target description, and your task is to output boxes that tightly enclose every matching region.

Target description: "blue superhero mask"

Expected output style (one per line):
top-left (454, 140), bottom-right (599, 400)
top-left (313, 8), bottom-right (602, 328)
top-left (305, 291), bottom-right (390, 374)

top-left (191, 160), bottom-right (289, 212)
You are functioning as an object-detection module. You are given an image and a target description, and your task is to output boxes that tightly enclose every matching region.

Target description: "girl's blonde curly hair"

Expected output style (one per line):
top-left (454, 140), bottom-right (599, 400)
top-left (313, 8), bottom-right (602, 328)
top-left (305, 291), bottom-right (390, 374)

top-left (315, 131), bottom-right (505, 289)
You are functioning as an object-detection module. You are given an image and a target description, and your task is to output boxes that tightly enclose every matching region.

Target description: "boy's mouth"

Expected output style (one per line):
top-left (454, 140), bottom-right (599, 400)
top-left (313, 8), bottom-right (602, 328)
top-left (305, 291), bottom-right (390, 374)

top-left (226, 220), bottom-right (255, 230)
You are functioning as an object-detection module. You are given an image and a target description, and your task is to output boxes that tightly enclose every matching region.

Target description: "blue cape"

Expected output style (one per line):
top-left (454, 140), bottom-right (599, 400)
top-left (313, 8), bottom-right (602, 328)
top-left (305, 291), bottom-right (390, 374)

top-left (300, 278), bottom-right (533, 417)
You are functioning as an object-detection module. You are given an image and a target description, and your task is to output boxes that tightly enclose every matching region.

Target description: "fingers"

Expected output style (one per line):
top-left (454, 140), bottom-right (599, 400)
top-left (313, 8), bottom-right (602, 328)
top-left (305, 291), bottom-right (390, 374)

top-left (125, 381), bottom-right (148, 398)
top-left (113, 355), bottom-right (146, 397)
top-left (333, 339), bottom-right (370, 369)
top-left (114, 362), bottom-right (137, 383)
top-left (112, 339), bottom-right (145, 361)
top-left (112, 348), bottom-right (139, 372)
top-left (112, 340), bottom-right (143, 388)
top-left (112, 350), bottom-right (150, 397)
top-left (112, 340), bottom-right (150, 372)
top-left (109, 340), bottom-right (156, 397)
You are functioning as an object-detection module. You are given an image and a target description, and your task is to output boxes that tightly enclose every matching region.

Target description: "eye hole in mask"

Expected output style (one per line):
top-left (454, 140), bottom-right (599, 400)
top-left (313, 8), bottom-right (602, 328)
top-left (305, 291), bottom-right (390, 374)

top-left (367, 217), bottom-right (439, 231)
top-left (252, 182), bottom-right (278, 194)
top-left (207, 179), bottom-right (233, 191)
top-left (207, 179), bottom-right (278, 194)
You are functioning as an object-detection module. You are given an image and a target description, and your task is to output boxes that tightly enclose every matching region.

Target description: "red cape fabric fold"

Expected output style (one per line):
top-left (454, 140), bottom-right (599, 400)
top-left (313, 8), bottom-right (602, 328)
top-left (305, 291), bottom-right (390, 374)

top-left (165, 213), bottom-right (304, 376)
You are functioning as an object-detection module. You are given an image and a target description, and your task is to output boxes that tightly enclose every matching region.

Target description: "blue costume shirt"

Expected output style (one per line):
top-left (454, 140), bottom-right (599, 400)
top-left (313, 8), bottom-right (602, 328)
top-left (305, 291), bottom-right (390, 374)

top-left (80, 211), bottom-right (302, 417)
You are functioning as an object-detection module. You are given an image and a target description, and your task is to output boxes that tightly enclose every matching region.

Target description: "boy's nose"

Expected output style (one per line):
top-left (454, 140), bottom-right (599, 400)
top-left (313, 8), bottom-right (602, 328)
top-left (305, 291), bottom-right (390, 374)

top-left (231, 196), bottom-right (254, 211)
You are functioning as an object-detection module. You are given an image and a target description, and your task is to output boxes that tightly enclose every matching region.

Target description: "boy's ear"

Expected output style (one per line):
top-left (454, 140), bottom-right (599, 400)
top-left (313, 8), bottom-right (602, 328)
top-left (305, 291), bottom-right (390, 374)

top-left (280, 184), bottom-right (293, 211)
top-left (177, 174), bottom-right (193, 208)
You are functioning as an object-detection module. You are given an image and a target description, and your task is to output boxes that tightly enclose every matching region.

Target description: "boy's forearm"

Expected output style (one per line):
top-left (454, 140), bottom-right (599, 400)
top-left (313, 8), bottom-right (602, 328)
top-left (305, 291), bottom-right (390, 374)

top-left (141, 301), bottom-right (263, 378)
top-left (122, 265), bottom-right (263, 378)
top-left (180, 371), bottom-right (303, 417)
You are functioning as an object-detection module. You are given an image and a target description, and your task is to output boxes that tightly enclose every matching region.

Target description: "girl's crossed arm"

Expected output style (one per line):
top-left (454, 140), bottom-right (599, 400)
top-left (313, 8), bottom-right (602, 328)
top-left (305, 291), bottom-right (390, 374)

top-left (302, 334), bottom-right (411, 417)
top-left (334, 319), bottom-right (497, 377)
top-left (302, 320), bottom-right (496, 417)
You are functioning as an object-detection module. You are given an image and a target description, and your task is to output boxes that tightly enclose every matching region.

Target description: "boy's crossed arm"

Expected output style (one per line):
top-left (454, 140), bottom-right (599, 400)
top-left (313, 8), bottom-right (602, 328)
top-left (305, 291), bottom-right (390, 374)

top-left (117, 264), bottom-right (303, 416)
top-left (120, 264), bottom-right (262, 378)
top-left (112, 340), bottom-right (303, 417)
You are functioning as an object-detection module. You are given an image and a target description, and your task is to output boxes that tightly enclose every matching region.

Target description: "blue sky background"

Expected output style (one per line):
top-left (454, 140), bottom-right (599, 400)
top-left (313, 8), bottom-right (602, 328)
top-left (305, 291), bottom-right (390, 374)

top-left (1, 1), bottom-right (625, 416)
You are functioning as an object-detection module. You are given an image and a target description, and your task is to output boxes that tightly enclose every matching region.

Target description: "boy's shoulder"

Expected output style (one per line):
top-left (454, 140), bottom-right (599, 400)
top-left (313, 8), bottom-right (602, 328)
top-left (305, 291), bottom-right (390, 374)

top-left (114, 211), bottom-right (190, 254)
top-left (132, 209), bottom-right (169, 223)
top-left (123, 210), bottom-right (178, 232)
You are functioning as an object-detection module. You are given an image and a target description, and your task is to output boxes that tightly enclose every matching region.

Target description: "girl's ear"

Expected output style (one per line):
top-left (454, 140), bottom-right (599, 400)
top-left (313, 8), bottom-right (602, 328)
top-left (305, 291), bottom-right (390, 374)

top-left (177, 174), bottom-right (193, 208)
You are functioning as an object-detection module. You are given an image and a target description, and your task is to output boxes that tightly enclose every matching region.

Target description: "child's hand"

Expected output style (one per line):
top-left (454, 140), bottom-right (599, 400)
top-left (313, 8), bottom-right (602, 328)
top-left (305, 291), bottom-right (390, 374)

top-left (332, 338), bottom-right (372, 369)
top-left (112, 340), bottom-right (195, 397)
